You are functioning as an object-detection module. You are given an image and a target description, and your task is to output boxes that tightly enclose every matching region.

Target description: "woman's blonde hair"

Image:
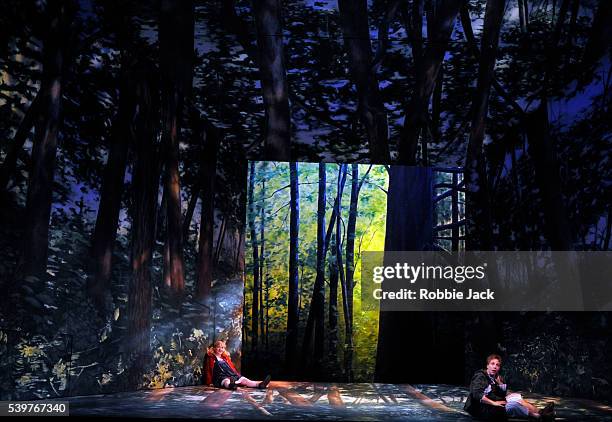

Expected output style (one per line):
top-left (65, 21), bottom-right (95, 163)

top-left (208, 340), bottom-right (230, 359)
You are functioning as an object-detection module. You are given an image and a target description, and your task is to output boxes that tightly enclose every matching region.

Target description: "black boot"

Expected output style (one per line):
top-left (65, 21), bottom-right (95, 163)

top-left (228, 379), bottom-right (237, 390)
top-left (540, 402), bottom-right (555, 421)
top-left (258, 375), bottom-right (271, 389)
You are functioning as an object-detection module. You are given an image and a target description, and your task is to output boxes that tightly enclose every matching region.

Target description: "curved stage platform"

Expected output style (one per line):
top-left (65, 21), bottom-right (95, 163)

top-left (60, 382), bottom-right (612, 420)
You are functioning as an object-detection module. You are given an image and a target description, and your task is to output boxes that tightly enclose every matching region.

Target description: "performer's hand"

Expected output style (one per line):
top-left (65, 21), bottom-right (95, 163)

top-left (495, 375), bottom-right (504, 384)
top-left (494, 400), bottom-right (507, 407)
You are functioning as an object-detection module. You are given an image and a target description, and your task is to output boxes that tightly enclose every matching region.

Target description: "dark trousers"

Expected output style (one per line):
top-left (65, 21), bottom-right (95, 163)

top-left (473, 404), bottom-right (507, 421)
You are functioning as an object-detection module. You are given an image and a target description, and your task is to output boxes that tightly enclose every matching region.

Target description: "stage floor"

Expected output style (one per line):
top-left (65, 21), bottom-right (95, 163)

top-left (63, 382), bottom-right (612, 420)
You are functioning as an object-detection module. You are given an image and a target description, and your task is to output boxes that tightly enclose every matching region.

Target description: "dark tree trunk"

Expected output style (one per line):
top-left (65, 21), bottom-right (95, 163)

top-left (519, 0), bottom-right (528, 32)
top-left (552, 0), bottom-right (571, 45)
top-left (312, 163), bottom-right (327, 366)
top-left (382, 167), bottom-right (434, 251)
top-left (344, 164), bottom-right (359, 381)
top-left (285, 162), bottom-right (299, 373)
top-left (214, 214), bottom-right (226, 265)
top-left (523, 0), bottom-right (586, 252)
top-left (525, 103), bottom-right (573, 250)
top-left (20, 0), bottom-right (68, 279)
top-left (163, 237), bottom-right (171, 288)
top-left (328, 234), bottom-right (339, 366)
top-left (183, 182), bottom-right (200, 240)
top-left (301, 164), bottom-right (346, 372)
top-left (0, 91), bottom-right (42, 192)
top-left (195, 121), bottom-right (219, 301)
top-left (568, 0), bottom-right (579, 44)
top-left (88, 55), bottom-right (138, 313)
top-left (338, 0), bottom-right (390, 162)
top-left (431, 63), bottom-right (444, 147)
top-left (398, 0), bottom-right (460, 164)
top-left (259, 166), bottom-right (266, 349)
top-left (452, 172), bottom-right (460, 251)
top-left (126, 66), bottom-right (159, 388)
top-left (603, 208), bottom-right (611, 250)
top-left (159, 0), bottom-right (194, 296)
top-left (461, 0), bottom-right (507, 374)
top-left (265, 266), bottom-right (270, 352)
top-left (253, 0), bottom-right (291, 160)
top-left (375, 167), bottom-right (438, 383)
top-left (334, 164), bottom-right (350, 378)
top-left (581, 0), bottom-right (611, 79)
top-left (235, 220), bottom-right (246, 274)
top-left (464, 0), bottom-right (506, 252)
top-left (247, 162), bottom-right (260, 349)
top-left (332, 165), bottom-right (349, 371)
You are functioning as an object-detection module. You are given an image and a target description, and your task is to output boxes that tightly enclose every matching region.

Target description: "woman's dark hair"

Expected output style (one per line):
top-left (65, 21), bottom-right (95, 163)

top-left (486, 354), bottom-right (502, 365)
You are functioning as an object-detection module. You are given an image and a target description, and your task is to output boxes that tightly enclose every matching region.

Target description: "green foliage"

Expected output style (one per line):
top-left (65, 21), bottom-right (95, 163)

top-left (244, 162), bottom-right (387, 381)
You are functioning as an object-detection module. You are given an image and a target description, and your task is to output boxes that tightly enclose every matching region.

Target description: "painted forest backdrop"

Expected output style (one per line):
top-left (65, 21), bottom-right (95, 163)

top-left (1, 0), bottom-right (611, 401)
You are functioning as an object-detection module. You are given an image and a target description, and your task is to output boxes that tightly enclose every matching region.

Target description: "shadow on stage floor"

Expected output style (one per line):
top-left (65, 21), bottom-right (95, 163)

top-left (61, 382), bottom-right (612, 420)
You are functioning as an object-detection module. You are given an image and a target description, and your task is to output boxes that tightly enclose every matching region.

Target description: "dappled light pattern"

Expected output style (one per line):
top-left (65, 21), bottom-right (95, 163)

top-left (61, 383), bottom-right (612, 420)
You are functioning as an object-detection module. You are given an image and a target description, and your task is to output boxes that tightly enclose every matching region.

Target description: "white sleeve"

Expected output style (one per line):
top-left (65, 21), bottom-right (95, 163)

top-left (481, 384), bottom-right (492, 401)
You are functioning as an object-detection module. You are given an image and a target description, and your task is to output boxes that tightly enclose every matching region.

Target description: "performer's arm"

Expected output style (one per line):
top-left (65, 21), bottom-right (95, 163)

top-left (495, 374), bottom-right (507, 391)
top-left (481, 395), bottom-right (506, 407)
top-left (470, 373), bottom-right (505, 407)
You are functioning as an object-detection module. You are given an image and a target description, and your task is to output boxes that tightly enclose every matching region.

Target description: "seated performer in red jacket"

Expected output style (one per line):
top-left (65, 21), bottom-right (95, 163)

top-left (204, 340), bottom-right (271, 390)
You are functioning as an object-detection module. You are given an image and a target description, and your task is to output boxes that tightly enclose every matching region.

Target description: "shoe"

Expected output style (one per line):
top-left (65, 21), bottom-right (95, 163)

top-left (258, 375), bottom-right (271, 389)
top-left (228, 379), bottom-right (237, 390)
top-left (541, 402), bottom-right (555, 414)
top-left (540, 402), bottom-right (555, 421)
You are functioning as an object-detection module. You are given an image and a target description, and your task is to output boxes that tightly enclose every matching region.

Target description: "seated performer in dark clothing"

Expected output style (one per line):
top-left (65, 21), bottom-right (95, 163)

top-left (204, 340), bottom-right (271, 390)
top-left (464, 354), bottom-right (555, 421)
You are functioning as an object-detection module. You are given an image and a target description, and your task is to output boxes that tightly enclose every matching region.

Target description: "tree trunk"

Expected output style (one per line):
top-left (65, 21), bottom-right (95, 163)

top-left (126, 65), bottom-right (159, 388)
top-left (195, 121), bottom-right (219, 301)
top-left (398, 0), bottom-right (460, 164)
top-left (581, 0), bottom-right (611, 79)
top-left (328, 234), bottom-right (339, 366)
top-left (344, 164), bottom-right (359, 381)
top-left (333, 165), bottom-right (349, 372)
top-left (253, 0), bottom-right (291, 160)
top-left (301, 164), bottom-right (346, 371)
top-left (183, 182), bottom-right (200, 240)
top-left (214, 214), bottom-right (226, 265)
top-left (0, 91), bottom-right (42, 192)
top-left (265, 266), bottom-right (270, 352)
top-left (312, 163), bottom-right (327, 367)
top-left (375, 167), bottom-right (436, 383)
top-left (88, 57), bottom-right (138, 312)
top-left (159, 0), bottom-right (194, 296)
top-left (464, 0), bottom-right (506, 252)
top-left (552, 0), bottom-right (570, 45)
top-left (285, 162), bottom-right (299, 373)
top-left (525, 103), bottom-right (573, 250)
top-left (518, 0), bottom-right (527, 32)
top-left (334, 165), bottom-right (350, 378)
top-left (603, 208), bottom-right (611, 250)
top-left (338, 0), bottom-right (390, 162)
top-left (461, 0), bottom-right (507, 375)
top-left (259, 166), bottom-right (266, 349)
top-left (19, 0), bottom-right (68, 279)
top-left (523, 0), bottom-right (587, 252)
top-left (568, 0), bottom-right (579, 44)
top-left (247, 162), bottom-right (260, 349)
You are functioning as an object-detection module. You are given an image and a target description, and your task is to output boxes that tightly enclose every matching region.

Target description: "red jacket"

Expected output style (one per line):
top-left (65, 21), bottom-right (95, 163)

top-left (204, 347), bottom-right (238, 386)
